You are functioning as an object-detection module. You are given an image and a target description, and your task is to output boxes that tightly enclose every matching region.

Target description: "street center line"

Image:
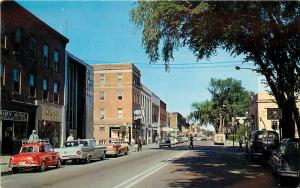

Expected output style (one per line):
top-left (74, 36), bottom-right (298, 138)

top-left (113, 152), bottom-right (184, 188)
top-left (113, 151), bottom-right (188, 188)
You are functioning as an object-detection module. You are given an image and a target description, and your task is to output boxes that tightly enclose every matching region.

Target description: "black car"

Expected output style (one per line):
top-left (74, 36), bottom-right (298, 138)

top-left (247, 130), bottom-right (279, 162)
top-left (270, 138), bottom-right (300, 185)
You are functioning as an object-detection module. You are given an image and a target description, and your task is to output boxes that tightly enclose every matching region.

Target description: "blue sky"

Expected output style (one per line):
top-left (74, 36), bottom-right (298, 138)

top-left (18, 1), bottom-right (259, 123)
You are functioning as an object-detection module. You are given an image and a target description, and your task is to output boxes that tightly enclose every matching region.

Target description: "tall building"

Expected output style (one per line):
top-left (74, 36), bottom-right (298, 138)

top-left (65, 52), bottom-right (94, 140)
top-left (160, 100), bottom-right (167, 137)
top-left (1, 1), bottom-right (69, 153)
top-left (140, 84), bottom-right (152, 143)
top-left (151, 92), bottom-right (160, 143)
top-left (169, 112), bottom-right (186, 136)
top-left (93, 64), bottom-right (142, 144)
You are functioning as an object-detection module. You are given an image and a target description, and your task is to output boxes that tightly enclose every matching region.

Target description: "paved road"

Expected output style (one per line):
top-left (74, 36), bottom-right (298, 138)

top-left (1, 141), bottom-right (277, 188)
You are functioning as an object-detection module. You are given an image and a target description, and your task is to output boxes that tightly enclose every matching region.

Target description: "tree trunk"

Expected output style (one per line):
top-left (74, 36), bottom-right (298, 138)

top-left (291, 98), bottom-right (300, 138)
top-left (280, 99), bottom-right (296, 139)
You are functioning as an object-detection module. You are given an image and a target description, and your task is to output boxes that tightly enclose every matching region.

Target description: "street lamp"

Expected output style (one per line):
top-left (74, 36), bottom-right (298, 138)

top-left (235, 66), bottom-right (259, 72)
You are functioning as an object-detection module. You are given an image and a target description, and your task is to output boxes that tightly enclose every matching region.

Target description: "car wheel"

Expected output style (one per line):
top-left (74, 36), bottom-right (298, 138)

top-left (61, 160), bottom-right (66, 165)
top-left (101, 152), bottom-right (106, 160)
top-left (277, 173), bottom-right (285, 186)
top-left (40, 161), bottom-right (46, 172)
top-left (56, 160), bottom-right (62, 168)
top-left (86, 156), bottom-right (91, 164)
top-left (12, 167), bottom-right (19, 174)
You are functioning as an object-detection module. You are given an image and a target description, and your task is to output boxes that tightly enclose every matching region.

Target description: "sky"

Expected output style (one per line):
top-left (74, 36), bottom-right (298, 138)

top-left (18, 1), bottom-right (260, 128)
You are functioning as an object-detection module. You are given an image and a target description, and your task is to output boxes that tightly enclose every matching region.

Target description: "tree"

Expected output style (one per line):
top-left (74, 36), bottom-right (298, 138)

top-left (131, 1), bottom-right (300, 138)
top-left (190, 78), bottom-right (253, 133)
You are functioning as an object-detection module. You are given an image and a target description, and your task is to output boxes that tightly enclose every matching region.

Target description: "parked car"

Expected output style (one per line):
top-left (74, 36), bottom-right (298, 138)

top-left (247, 130), bottom-right (279, 162)
top-left (214, 134), bottom-right (225, 145)
top-left (270, 138), bottom-right (300, 185)
top-left (8, 139), bottom-right (61, 174)
top-left (159, 137), bottom-right (171, 148)
top-left (55, 139), bottom-right (106, 164)
top-left (98, 138), bottom-right (128, 157)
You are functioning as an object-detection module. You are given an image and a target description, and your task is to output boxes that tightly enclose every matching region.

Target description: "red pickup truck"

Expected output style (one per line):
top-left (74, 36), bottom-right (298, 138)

top-left (9, 140), bottom-right (61, 173)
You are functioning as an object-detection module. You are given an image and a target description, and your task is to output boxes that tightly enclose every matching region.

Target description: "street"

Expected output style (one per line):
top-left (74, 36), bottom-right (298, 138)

top-left (1, 141), bottom-right (277, 188)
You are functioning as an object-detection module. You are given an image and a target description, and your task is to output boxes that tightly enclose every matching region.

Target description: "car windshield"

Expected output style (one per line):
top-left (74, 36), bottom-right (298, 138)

top-left (79, 141), bottom-right (88, 146)
top-left (21, 146), bottom-right (38, 153)
top-left (65, 141), bottom-right (79, 147)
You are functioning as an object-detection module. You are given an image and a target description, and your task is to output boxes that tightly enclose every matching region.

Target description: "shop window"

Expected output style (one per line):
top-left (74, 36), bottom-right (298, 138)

top-left (43, 44), bottom-right (49, 67)
top-left (29, 74), bottom-right (35, 97)
top-left (100, 74), bottom-right (105, 84)
top-left (29, 37), bottom-right (36, 61)
top-left (42, 79), bottom-right (48, 100)
top-left (54, 50), bottom-right (59, 72)
top-left (53, 82), bottom-right (59, 103)
top-left (13, 68), bottom-right (20, 93)
top-left (117, 108), bottom-right (123, 118)
top-left (117, 89), bottom-right (123, 100)
top-left (100, 90), bottom-right (105, 101)
top-left (14, 29), bottom-right (21, 52)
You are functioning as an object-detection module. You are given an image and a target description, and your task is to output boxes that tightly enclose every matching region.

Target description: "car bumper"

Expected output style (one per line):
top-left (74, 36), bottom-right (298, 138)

top-left (9, 163), bottom-right (39, 168)
top-left (60, 155), bottom-right (83, 160)
top-left (106, 151), bottom-right (118, 155)
top-left (278, 169), bottom-right (300, 178)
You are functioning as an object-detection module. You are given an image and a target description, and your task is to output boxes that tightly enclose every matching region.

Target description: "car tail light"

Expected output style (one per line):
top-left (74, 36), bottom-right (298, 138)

top-left (77, 151), bottom-right (81, 155)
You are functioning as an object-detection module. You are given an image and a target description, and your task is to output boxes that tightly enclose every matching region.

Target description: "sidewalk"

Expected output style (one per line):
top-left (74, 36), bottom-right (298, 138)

top-left (1, 155), bottom-right (11, 174)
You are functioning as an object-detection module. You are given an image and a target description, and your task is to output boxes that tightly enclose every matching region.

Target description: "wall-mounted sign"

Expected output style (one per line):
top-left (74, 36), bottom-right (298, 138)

top-left (267, 108), bottom-right (279, 120)
top-left (0, 110), bottom-right (28, 122)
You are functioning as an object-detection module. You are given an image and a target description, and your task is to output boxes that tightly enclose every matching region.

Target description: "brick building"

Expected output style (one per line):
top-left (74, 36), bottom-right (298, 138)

top-left (1, 1), bottom-right (68, 153)
top-left (93, 64), bottom-right (142, 144)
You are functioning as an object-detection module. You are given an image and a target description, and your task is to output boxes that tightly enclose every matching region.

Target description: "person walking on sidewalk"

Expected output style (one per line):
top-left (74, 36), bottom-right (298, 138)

top-left (189, 135), bottom-right (194, 149)
top-left (28, 130), bottom-right (39, 142)
top-left (137, 136), bottom-right (143, 151)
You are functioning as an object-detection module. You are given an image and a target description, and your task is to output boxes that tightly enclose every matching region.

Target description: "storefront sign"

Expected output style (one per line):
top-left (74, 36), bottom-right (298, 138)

top-left (0, 110), bottom-right (28, 122)
top-left (38, 103), bottom-right (62, 122)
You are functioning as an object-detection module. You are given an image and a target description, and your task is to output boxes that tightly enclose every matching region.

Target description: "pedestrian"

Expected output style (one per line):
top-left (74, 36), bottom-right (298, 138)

top-left (137, 136), bottom-right (142, 151)
top-left (189, 135), bottom-right (194, 149)
top-left (28, 130), bottom-right (39, 142)
top-left (67, 133), bottom-right (74, 141)
top-left (239, 137), bottom-right (243, 152)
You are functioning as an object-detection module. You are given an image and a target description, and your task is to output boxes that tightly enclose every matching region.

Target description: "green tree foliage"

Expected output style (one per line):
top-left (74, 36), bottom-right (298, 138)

top-left (131, 1), bottom-right (300, 138)
top-left (190, 78), bottom-right (253, 133)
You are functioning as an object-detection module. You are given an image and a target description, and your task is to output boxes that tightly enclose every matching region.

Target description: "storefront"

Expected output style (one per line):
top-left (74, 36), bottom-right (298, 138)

top-left (1, 103), bottom-right (37, 154)
top-left (36, 102), bottom-right (63, 148)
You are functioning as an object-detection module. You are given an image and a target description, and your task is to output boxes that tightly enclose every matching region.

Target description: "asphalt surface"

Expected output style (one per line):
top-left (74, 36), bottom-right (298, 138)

top-left (1, 141), bottom-right (281, 188)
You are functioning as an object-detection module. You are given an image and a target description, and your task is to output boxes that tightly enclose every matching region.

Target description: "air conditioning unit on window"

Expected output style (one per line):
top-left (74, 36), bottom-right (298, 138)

top-left (100, 115), bottom-right (104, 119)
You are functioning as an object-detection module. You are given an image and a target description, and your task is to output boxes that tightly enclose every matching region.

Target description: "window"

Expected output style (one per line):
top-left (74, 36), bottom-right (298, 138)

top-left (54, 50), bottom-right (59, 71)
top-left (100, 74), bottom-right (105, 84)
top-left (29, 74), bottom-right (35, 97)
top-left (1, 35), bottom-right (7, 49)
top-left (117, 73), bottom-right (123, 82)
top-left (100, 90), bottom-right (105, 100)
top-left (100, 108), bottom-right (105, 119)
top-left (117, 89), bottom-right (123, 100)
top-left (53, 82), bottom-right (59, 103)
top-left (29, 38), bottom-right (36, 61)
top-left (42, 79), bottom-right (48, 100)
top-left (43, 44), bottom-right (49, 67)
top-left (117, 108), bottom-right (123, 118)
top-left (13, 69), bottom-right (20, 93)
top-left (0, 64), bottom-right (4, 87)
top-left (14, 29), bottom-right (21, 51)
